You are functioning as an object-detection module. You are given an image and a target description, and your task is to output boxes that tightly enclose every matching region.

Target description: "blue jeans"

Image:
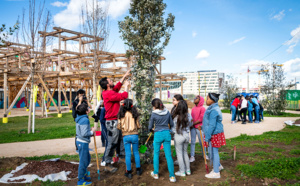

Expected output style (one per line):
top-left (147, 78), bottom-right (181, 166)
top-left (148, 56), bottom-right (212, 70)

top-left (190, 128), bottom-right (206, 157)
top-left (231, 105), bottom-right (236, 121)
top-left (76, 141), bottom-right (91, 179)
top-left (213, 147), bottom-right (221, 173)
top-left (248, 109), bottom-right (253, 122)
top-left (101, 122), bottom-right (107, 146)
top-left (123, 134), bottom-right (140, 171)
top-left (254, 106), bottom-right (260, 122)
top-left (101, 127), bottom-right (108, 162)
top-left (259, 108), bottom-right (264, 121)
top-left (153, 130), bottom-right (174, 177)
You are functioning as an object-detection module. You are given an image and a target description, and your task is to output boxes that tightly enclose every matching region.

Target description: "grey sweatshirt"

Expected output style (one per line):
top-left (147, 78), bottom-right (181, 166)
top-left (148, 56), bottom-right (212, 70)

top-left (148, 108), bottom-right (174, 132)
top-left (172, 113), bottom-right (193, 134)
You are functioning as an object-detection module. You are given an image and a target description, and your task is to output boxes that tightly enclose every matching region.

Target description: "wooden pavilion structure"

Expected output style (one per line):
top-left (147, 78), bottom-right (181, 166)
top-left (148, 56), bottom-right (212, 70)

top-left (0, 27), bottom-right (186, 126)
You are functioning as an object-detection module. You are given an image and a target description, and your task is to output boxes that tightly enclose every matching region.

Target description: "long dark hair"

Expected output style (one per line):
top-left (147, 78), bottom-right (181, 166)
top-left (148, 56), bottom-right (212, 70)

top-left (171, 94), bottom-right (184, 114)
top-left (151, 98), bottom-right (164, 110)
top-left (117, 99), bottom-right (140, 124)
top-left (172, 100), bottom-right (189, 134)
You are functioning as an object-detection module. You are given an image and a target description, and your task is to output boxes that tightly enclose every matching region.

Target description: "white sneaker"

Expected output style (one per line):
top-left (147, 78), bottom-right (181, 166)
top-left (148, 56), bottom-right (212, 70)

top-left (174, 160), bottom-right (179, 165)
top-left (189, 156), bottom-right (195, 162)
top-left (186, 170), bottom-right (191, 175)
top-left (175, 171), bottom-right (186, 177)
top-left (151, 171), bottom-right (159, 179)
top-left (205, 155), bottom-right (209, 160)
top-left (205, 171), bottom-right (220, 179)
top-left (100, 161), bottom-right (106, 166)
top-left (219, 165), bottom-right (224, 171)
top-left (169, 176), bottom-right (176, 182)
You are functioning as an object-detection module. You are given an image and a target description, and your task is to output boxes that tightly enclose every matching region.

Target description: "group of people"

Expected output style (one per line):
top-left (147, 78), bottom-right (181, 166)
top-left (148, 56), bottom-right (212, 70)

top-left (230, 95), bottom-right (264, 124)
top-left (73, 70), bottom-right (226, 186)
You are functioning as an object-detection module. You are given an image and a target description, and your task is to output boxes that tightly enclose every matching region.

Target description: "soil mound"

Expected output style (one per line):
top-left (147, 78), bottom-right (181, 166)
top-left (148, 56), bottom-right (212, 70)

top-left (11, 160), bottom-right (78, 178)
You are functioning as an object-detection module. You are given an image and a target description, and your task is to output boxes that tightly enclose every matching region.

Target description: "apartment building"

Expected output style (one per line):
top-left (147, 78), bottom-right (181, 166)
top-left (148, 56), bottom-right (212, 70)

top-left (160, 70), bottom-right (225, 98)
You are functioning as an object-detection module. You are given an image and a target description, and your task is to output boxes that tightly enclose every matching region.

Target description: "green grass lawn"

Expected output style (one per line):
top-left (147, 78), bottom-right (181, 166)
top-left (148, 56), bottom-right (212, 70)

top-left (0, 112), bottom-right (96, 144)
top-left (221, 109), bottom-right (300, 117)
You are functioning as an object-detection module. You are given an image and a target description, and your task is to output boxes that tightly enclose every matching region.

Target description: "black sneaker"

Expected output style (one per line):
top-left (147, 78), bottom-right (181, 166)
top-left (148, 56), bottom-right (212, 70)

top-left (105, 164), bottom-right (118, 173)
top-left (242, 122), bottom-right (246, 124)
top-left (136, 167), bottom-right (143, 176)
top-left (125, 170), bottom-right (133, 179)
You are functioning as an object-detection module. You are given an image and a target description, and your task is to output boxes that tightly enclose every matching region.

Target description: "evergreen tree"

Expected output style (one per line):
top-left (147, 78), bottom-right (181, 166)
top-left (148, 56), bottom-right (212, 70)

top-left (119, 0), bottom-right (175, 131)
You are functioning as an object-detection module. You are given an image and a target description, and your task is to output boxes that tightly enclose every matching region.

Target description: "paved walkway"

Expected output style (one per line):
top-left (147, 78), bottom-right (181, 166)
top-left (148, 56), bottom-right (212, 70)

top-left (0, 112), bottom-right (293, 157)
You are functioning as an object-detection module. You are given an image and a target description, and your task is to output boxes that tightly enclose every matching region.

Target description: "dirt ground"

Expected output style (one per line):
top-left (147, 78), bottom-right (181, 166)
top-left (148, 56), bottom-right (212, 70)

top-left (0, 143), bottom-right (299, 186)
top-left (0, 111), bottom-right (295, 157)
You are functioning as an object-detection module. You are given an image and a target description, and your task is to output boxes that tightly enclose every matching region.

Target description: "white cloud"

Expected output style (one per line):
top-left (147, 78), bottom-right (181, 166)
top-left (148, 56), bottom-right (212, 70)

top-left (271, 10), bottom-right (285, 21)
top-left (283, 58), bottom-right (300, 77)
top-left (98, 0), bottom-right (130, 19)
top-left (289, 9), bottom-right (292, 12)
top-left (228, 36), bottom-right (246, 45)
top-left (192, 31), bottom-right (197, 38)
top-left (195, 50), bottom-right (210, 59)
top-left (285, 25), bottom-right (300, 53)
top-left (51, 1), bottom-right (68, 7)
top-left (54, 0), bottom-right (130, 29)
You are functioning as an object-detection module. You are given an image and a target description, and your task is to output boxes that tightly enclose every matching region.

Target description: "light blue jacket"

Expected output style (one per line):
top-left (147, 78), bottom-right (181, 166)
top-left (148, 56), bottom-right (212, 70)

top-left (247, 100), bottom-right (253, 110)
top-left (75, 114), bottom-right (92, 143)
top-left (251, 98), bottom-right (259, 108)
top-left (202, 103), bottom-right (224, 142)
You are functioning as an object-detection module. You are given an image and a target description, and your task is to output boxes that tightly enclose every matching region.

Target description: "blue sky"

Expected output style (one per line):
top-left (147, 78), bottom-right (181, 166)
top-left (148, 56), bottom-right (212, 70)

top-left (1, 0), bottom-right (300, 87)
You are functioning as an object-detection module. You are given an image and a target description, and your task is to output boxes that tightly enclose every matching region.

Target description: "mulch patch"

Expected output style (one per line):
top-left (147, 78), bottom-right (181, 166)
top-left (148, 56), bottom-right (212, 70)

top-left (1, 139), bottom-right (299, 185)
top-left (7, 178), bottom-right (26, 182)
top-left (11, 160), bottom-right (78, 178)
top-left (294, 119), bottom-right (300, 124)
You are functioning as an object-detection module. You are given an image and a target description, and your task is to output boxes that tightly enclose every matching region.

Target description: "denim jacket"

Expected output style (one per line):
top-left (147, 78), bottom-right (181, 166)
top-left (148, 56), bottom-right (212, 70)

top-left (202, 103), bottom-right (224, 142)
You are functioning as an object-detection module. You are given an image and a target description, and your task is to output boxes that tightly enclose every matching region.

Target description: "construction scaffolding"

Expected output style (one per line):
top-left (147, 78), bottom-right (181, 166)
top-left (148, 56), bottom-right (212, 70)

top-left (0, 27), bottom-right (186, 127)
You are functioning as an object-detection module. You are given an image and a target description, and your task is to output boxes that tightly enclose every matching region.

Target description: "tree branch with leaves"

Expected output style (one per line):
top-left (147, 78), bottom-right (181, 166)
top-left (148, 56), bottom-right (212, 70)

top-left (119, 0), bottom-right (175, 132)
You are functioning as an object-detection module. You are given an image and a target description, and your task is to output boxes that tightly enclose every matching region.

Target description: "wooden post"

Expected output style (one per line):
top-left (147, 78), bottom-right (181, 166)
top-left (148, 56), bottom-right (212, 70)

top-left (41, 84), bottom-right (45, 118)
top-left (70, 80), bottom-right (72, 109)
top-left (7, 83), bottom-right (10, 115)
top-left (58, 33), bottom-right (62, 117)
top-left (58, 77), bottom-right (62, 117)
top-left (181, 79), bottom-right (183, 96)
top-left (2, 72), bottom-right (8, 123)
top-left (5, 74), bottom-right (32, 116)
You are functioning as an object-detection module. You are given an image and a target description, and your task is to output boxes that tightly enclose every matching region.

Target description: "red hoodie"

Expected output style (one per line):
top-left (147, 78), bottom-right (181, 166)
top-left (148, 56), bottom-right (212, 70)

top-left (102, 82), bottom-right (128, 121)
top-left (231, 98), bottom-right (240, 108)
top-left (191, 96), bottom-right (206, 129)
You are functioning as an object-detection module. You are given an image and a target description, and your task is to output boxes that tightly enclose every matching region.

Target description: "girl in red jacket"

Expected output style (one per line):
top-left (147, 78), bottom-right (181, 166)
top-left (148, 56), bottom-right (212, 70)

top-left (190, 95), bottom-right (207, 162)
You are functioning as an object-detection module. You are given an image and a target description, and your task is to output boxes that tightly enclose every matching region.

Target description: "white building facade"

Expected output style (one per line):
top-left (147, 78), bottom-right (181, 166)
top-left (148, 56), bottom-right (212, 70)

top-left (158, 70), bottom-right (225, 99)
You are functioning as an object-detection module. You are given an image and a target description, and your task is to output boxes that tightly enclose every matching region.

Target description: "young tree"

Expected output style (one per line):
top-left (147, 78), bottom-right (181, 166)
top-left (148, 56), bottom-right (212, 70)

top-left (220, 74), bottom-right (239, 109)
top-left (0, 22), bottom-right (19, 45)
top-left (119, 0), bottom-right (175, 133)
top-left (21, 0), bottom-right (52, 133)
top-left (81, 0), bottom-right (109, 110)
top-left (260, 63), bottom-right (287, 115)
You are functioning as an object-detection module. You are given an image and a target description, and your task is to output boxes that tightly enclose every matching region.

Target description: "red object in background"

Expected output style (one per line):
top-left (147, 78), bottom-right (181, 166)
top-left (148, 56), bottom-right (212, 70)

top-left (160, 144), bottom-right (163, 150)
top-left (95, 131), bottom-right (101, 136)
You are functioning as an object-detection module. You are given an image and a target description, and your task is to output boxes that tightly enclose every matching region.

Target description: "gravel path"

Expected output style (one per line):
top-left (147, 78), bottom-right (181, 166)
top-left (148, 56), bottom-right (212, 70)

top-left (0, 112), bottom-right (293, 157)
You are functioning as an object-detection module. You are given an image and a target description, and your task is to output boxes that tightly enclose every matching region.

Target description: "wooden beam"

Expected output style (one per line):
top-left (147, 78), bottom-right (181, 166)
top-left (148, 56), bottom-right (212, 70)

top-left (3, 72), bottom-right (7, 117)
top-left (5, 74), bottom-right (31, 115)
top-left (38, 74), bottom-right (59, 112)
top-left (61, 84), bottom-right (70, 109)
